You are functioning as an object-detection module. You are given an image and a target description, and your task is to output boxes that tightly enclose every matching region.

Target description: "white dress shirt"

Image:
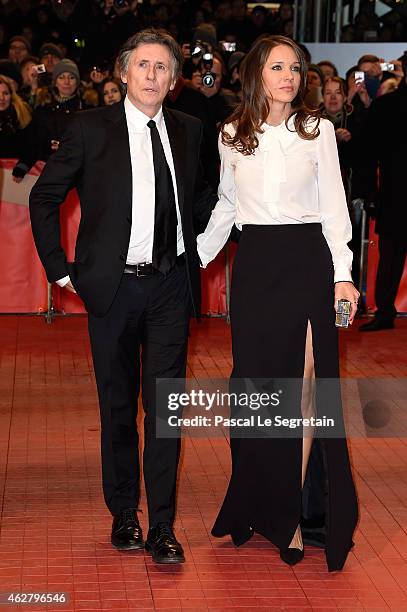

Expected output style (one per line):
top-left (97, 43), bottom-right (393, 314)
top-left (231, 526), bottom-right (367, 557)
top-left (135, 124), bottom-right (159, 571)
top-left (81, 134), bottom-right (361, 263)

top-left (197, 115), bottom-right (353, 283)
top-left (124, 96), bottom-right (184, 264)
top-left (57, 96), bottom-right (184, 287)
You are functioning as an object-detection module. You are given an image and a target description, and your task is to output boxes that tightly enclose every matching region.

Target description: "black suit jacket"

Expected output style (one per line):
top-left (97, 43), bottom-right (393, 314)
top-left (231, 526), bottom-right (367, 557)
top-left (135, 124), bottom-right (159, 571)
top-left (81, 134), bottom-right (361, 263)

top-left (356, 83), bottom-right (407, 238)
top-left (29, 101), bottom-right (217, 317)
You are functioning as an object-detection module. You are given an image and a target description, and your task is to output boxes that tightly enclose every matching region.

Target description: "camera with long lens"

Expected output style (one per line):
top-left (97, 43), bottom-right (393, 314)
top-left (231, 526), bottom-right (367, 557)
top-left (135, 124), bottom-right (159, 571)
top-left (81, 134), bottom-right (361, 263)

top-left (191, 40), bottom-right (216, 88)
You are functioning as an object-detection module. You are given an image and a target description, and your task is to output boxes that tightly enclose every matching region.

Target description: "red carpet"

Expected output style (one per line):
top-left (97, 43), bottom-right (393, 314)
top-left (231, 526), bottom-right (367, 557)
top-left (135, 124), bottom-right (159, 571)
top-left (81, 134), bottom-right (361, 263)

top-left (0, 315), bottom-right (406, 611)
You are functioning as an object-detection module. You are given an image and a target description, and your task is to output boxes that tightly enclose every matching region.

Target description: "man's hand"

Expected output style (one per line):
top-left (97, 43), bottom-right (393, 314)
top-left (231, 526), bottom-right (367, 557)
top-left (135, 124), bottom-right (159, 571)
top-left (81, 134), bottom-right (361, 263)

top-left (334, 282), bottom-right (360, 325)
top-left (335, 128), bottom-right (352, 143)
top-left (347, 78), bottom-right (371, 108)
top-left (65, 281), bottom-right (77, 294)
top-left (104, 0), bottom-right (114, 11)
top-left (389, 59), bottom-right (403, 80)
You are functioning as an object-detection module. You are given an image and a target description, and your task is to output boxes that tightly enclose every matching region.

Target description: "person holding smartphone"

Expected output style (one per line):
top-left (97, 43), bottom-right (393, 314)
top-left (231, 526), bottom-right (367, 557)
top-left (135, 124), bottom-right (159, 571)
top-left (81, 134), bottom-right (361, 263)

top-left (197, 35), bottom-right (359, 572)
top-left (13, 59), bottom-right (87, 182)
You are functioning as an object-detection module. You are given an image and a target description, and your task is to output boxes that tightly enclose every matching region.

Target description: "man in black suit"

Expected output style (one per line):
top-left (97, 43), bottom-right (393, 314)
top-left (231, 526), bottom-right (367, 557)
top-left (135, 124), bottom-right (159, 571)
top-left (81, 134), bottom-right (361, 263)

top-left (358, 53), bottom-right (407, 331)
top-left (29, 28), bottom-right (217, 564)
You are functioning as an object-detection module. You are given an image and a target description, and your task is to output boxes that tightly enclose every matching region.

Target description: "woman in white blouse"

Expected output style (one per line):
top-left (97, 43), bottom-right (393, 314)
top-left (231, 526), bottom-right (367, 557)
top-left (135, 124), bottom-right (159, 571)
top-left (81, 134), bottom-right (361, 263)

top-left (197, 36), bottom-right (359, 571)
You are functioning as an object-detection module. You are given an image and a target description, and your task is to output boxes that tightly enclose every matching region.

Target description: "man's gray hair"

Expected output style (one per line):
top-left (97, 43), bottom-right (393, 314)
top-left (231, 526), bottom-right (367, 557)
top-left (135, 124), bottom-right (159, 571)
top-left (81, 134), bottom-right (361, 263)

top-left (118, 28), bottom-right (184, 81)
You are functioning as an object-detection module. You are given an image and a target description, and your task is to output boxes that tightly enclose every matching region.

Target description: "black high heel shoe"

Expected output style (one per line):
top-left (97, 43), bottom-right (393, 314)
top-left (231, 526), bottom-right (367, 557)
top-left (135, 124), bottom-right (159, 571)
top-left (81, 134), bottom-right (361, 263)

top-left (231, 526), bottom-right (254, 547)
top-left (279, 525), bottom-right (304, 566)
top-left (279, 546), bottom-right (304, 566)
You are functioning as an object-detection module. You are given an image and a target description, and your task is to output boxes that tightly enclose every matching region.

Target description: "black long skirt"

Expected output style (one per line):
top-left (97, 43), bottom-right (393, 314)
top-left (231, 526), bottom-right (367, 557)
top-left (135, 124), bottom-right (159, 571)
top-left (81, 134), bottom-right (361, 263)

top-left (211, 224), bottom-right (359, 572)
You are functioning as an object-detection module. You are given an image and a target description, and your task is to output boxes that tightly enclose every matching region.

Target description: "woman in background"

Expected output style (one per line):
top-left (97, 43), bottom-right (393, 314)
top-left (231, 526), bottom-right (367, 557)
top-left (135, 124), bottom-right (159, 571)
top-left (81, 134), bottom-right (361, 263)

top-left (101, 77), bottom-right (123, 106)
top-left (0, 76), bottom-right (32, 159)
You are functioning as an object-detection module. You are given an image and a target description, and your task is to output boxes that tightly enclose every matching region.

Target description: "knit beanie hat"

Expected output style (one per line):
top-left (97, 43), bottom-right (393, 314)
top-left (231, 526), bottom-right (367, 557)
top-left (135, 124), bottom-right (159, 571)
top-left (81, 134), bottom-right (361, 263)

top-left (9, 35), bottom-right (31, 54)
top-left (39, 43), bottom-right (63, 60)
top-left (52, 59), bottom-right (80, 84)
top-left (193, 23), bottom-right (217, 49)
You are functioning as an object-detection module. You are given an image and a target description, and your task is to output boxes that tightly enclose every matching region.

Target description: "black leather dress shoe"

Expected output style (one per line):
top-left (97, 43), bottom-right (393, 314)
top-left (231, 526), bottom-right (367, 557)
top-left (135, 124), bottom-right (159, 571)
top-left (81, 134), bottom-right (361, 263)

top-left (111, 508), bottom-right (144, 550)
top-left (145, 522), bottom-right (185, 564)
top-left (359, 318), bottom-right (394, 332)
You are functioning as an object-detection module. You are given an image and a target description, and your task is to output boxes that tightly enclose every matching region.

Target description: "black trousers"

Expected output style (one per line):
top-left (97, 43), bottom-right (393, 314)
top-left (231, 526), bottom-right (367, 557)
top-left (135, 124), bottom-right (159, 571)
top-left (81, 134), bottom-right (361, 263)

top-left (87, 260), bottom-right (190, 526)
top-left (375, 234), bottom-right (407, 322)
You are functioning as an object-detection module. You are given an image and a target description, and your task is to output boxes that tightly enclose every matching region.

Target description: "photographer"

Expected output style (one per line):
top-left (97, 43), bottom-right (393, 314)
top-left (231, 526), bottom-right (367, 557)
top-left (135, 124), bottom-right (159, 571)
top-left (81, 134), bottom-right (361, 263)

top-left (357, 54), bottom-right (394, 99)
top-left (346, 66), bottom-right (372, 111)
top-left (192, 52), bottom-right (239, 126)
top-left (37, 43), bottom-right (64, 90)
top-left (19, 56), bottom-right (40, 109)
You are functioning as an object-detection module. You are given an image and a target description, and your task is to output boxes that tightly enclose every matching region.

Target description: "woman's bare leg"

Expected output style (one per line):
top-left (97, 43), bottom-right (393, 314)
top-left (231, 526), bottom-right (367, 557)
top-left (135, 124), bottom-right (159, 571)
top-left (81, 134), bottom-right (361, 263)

top-left (289, 321), bottom-right (315, 550)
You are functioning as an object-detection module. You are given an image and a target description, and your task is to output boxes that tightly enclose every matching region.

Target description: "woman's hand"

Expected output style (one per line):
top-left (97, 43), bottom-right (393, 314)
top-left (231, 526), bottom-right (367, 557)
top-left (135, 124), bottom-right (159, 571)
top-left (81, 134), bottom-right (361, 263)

top-left (334, 281), bottom-right (360, 325)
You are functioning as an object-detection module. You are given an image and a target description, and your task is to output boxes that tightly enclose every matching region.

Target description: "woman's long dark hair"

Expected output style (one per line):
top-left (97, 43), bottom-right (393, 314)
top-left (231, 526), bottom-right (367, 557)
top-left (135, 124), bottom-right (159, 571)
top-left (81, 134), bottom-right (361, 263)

top-left (221, 35), bottom-right (320, 155)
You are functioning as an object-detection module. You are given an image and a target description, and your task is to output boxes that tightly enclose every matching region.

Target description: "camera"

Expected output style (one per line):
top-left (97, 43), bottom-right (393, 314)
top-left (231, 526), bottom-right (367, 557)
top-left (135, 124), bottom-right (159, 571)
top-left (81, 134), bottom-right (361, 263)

top-left (114, 0), bottom-right (129, 8)
top-left (191, 41), bottom-right (216, 88)
top-left (380, 62), bottom-right (394, 72)
top-left (220, 41), bottom-right (236, 53)
top-left (73, 37), bottom-right (85, 49)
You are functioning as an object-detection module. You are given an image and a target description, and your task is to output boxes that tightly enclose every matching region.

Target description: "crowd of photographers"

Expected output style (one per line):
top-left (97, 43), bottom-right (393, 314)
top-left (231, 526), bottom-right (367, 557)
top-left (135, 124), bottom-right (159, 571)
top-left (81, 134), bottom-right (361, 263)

top-left (0, 0), bottom-right (405, 324)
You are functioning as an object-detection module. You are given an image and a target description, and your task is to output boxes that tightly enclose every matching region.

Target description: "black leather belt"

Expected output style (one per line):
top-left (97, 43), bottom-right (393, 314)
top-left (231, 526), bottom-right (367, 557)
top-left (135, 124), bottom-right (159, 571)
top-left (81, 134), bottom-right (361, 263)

top-left (124, 254), bottom-right (185, 277)
top-left (123, 262), bottom-right (155, 276)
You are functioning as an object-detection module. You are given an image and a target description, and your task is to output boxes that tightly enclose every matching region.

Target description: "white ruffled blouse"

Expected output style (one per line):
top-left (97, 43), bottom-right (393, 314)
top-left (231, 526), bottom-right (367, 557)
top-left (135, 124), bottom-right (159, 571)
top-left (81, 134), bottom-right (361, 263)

top-left (197, 115), bottom-right (353, 283)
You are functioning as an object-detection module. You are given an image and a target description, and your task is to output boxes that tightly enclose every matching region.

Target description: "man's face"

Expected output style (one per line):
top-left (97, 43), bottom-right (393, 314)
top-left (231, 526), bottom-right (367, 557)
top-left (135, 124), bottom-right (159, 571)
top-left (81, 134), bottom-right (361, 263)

top-left (43, 53), bottom-right (60, 73)
top-left (359, 61), bottom-right (382, 79)
top-left (121, 43), bottom-right (175, 117)
top-left (8, 41), bottom-right (29, 64)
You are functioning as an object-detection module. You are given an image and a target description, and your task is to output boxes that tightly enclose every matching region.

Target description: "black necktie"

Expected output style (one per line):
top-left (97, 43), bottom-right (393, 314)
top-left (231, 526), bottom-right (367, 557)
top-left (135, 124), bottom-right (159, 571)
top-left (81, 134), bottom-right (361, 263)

top-left (147, 119), bottom-right (177, 274)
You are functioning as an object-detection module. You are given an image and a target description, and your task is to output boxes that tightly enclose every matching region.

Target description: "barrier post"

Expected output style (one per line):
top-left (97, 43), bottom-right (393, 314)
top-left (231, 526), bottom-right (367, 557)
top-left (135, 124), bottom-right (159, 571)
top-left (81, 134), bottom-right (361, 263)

top-left (46, 282), bottom-right (55, 324)
top-left (359, 207), bottom-right (367, 298)
top-left (224, 244), bottom-right (231, 324)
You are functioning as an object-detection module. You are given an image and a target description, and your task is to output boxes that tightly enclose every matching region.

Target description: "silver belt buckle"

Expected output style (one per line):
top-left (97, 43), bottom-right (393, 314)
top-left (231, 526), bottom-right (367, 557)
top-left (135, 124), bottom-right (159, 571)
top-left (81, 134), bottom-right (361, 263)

top-left (136, 262), bottom-right (151, 277)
